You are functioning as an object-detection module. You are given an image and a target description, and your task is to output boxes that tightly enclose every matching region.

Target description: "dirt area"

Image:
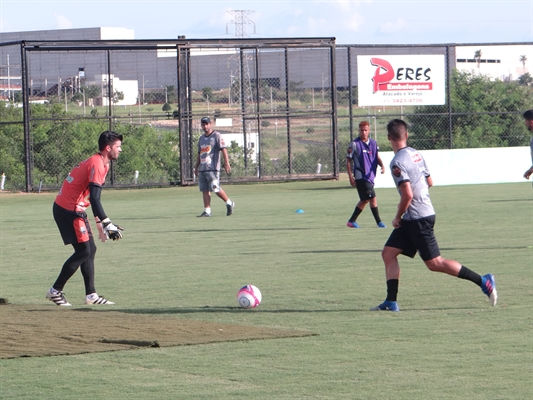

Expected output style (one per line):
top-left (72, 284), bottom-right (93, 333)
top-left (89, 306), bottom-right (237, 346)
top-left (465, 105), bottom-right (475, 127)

top-left (0, 304), bottom-right (315, 359)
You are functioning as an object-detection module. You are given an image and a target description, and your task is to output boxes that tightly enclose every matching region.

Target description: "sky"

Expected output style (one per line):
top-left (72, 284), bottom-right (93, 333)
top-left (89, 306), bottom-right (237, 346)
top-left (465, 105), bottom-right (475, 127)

top-left (0, 0), bottom-right (532, 45)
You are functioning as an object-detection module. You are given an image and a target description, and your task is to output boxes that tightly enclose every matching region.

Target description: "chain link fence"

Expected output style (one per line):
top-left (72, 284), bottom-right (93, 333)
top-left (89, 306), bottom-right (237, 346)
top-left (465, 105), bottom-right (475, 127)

top-left (0, 40), bottom-right (531, 191)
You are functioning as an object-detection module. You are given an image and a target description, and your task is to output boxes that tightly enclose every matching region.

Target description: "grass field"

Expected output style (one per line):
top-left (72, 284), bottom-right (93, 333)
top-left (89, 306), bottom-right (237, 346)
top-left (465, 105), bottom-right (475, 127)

top-left (0, 178), bottom-right (531, 399)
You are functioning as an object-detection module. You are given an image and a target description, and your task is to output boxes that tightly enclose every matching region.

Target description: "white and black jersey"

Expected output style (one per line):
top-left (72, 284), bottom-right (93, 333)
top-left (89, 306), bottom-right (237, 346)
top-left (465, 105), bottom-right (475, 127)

top-left (390, 146), bottom-right (435, 221)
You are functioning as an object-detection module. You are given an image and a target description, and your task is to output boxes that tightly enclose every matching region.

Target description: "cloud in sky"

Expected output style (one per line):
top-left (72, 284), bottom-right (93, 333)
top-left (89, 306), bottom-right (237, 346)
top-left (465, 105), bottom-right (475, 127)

top-left (54, 14), bottom-right (73, 30)
top-left (379, 18), bottom-right (409, 34)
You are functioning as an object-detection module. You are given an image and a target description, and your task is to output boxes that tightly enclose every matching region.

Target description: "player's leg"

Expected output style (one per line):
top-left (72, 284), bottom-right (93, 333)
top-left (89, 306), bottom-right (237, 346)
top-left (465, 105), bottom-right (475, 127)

top-left (47, 205), bottom-right (91, 305)
top-left (347, 181), bottom-right (367, 227)
top-left (197, 172), bottom-right (212, 217)
top-left (210, 171), bottom-right (234, 216)
top-left (371, 227), bottom-right (414, 312)
top-left (418, 217), bottom-right (497, 306)
top-left (369, 195), bottom-right (385, 228)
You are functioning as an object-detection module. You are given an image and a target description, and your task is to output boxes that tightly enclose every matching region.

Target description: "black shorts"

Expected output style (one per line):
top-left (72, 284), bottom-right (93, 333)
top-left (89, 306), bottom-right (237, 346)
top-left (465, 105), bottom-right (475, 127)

top-left (384, 215), bottom-right (441, 261)
top-left (355, 179), bottom-right (376, 201)
top-left (53, 202), bottom-right (93, 245)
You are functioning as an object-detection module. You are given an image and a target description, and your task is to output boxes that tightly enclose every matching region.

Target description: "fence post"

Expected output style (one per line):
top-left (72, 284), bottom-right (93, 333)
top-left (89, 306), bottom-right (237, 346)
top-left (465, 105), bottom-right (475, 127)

top-left (21, 41), bottom-right (32, 192)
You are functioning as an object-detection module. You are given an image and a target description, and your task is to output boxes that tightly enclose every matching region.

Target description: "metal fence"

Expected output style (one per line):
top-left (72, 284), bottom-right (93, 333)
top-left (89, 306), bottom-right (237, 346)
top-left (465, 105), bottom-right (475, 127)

top-left (0, 39), bottom-right (531, 192)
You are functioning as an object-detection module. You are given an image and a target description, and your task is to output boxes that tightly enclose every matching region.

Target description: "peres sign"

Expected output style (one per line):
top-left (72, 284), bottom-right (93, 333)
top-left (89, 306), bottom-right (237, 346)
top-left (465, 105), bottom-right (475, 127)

top-left (357, 55), bottom-right (446, 106)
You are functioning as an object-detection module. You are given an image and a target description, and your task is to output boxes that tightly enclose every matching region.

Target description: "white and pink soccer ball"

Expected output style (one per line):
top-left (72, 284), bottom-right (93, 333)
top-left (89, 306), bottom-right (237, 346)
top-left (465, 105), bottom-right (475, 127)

top-left (237, 285), bottom-right (262, 308)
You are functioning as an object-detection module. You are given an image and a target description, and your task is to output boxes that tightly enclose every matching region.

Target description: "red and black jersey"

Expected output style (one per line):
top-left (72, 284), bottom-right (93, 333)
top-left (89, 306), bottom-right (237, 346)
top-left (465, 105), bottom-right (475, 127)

top-left (55, 154), bottom-right (108, 213)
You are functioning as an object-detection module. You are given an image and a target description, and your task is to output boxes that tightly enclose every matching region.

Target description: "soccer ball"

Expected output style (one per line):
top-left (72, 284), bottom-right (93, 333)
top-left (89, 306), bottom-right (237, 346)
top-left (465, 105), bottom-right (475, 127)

top-left (237, 285), bottom-right (262, 308)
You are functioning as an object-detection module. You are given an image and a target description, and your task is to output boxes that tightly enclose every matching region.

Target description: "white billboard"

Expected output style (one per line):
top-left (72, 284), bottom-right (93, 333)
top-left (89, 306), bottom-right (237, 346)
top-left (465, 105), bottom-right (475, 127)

top-left (357, 55), bottom-right (446, 106)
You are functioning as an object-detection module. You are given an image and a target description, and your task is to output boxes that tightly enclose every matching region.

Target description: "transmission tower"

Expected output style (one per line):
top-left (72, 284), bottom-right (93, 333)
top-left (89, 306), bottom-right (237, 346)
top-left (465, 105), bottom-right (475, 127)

top-left (226, 10), bottom-right (256, 38)
top-left (226, 10), bottom-right (255, 116)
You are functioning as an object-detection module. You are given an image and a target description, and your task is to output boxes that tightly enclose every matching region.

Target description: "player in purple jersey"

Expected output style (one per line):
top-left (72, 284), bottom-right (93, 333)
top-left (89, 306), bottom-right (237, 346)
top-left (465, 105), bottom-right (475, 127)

top-left (193, 117), bottom-right (235, 217)
top-left (371, 119), bottom-right (497, 312)
top-left (522, 109), bottom-right (533, 182)
top-left (346, 121), bottom-right (386, 228)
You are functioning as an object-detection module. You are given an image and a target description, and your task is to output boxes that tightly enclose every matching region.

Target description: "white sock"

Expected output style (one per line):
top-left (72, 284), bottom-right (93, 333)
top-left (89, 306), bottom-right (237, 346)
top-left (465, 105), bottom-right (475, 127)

top-left (226, 199), bottom-right (233, 205)
top-left (205, 207), bottom-right (211, 214)
top-left (86, 293), bottom-right (98, 300)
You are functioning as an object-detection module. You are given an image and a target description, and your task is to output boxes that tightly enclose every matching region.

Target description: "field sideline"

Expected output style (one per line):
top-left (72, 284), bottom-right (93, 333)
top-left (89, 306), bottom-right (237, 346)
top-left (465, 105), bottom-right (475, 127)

top-left (0, 178), bottom-right (531, 399)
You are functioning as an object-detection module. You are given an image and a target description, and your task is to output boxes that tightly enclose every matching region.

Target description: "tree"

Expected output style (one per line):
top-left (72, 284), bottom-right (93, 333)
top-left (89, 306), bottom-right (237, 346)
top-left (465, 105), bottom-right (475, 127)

top-left (162, 102), bottom-right (172, 117)
top-left (518, 73), bottom-right (532, 86)
top-left (409, 70), bottom-right (533, 150)
top-left (202, 87), bottom-right (213, 99)
top-left (520, 54), bottom-right (527, 71)
top-left (112, 90), bottom-right (124, 104)
top-left (474, 50), bottom-right (482, 70)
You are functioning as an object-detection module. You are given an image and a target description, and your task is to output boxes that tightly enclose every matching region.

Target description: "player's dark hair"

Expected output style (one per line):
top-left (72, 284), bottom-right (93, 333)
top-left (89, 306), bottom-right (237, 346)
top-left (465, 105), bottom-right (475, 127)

top-left (98, 131), bottom-right (123, 151)
top-left (386, 119), bottom-right (408, 141)
top-left (523, 109), bottom-right (533, 121)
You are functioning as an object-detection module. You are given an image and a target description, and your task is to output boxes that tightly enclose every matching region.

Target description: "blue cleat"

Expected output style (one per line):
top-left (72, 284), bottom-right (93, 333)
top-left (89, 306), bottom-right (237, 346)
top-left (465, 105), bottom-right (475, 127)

top-left (370, 300), bottom-right (400, 312)
top-left (377, 221), bottom-right (386, 228)
top-left (346, 221), bottom-right (360, 228)
top-left (481, 274), bottom-right (497, 306)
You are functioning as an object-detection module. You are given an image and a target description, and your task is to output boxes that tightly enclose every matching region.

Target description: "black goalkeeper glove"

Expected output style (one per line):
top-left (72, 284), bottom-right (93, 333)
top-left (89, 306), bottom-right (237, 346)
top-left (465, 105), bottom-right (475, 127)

top-left (101, 218), bottom-right (125, 241)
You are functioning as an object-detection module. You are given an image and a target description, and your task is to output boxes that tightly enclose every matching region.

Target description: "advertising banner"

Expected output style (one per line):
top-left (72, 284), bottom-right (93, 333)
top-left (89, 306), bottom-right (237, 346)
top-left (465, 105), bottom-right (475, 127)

top-left (357, 55), bottom-right (446, 106)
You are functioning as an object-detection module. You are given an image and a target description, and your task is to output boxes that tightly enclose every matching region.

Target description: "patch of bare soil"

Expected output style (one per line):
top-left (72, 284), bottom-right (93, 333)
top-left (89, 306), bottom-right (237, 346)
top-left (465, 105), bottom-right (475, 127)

top-left (0, 305), bottom-right (315, 359)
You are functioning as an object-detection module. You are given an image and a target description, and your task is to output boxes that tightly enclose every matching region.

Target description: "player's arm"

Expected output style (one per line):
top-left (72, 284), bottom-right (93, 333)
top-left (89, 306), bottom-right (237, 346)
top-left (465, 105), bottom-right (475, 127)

top-left (393, 181), bottom-right (413, 229)
top-left (377, 154), bottom-right (385, 174)
top-left (89, 183), bottom-right (124, 241)
top-left (193, 151), bottom-right (201, 175)
top-left (346, 158), bottom-right (355, 186)
top-left (426, 175), bottom-right (433, 188)
top-left (221, 147), bottom-right (231, 174)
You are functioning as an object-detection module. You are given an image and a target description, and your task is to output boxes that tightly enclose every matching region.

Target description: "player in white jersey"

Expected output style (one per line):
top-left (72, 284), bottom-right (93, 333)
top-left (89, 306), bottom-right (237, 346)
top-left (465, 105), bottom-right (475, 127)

top-left (371, 119), bottom-right (497, 312)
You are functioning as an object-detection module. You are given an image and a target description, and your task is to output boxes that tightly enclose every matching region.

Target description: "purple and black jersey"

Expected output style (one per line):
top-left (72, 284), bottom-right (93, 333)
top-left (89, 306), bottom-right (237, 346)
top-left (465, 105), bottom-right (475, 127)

top-left (346, 137), bottom-right (379, 184)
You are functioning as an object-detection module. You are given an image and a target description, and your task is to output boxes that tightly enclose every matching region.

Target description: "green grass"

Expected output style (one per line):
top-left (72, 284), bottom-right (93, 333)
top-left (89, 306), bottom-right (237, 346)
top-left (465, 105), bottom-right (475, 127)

top-left (0, 179), bottom-right (531, 399)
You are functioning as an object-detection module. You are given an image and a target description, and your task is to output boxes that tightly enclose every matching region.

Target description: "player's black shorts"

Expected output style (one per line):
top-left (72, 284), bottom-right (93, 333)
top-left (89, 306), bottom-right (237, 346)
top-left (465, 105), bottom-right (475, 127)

top-left (384, 215), bottom-right (440, 261)
top-left (355, 179), bottom-right (376, 201)
top-left (53, 202), bottom-right (93, 245)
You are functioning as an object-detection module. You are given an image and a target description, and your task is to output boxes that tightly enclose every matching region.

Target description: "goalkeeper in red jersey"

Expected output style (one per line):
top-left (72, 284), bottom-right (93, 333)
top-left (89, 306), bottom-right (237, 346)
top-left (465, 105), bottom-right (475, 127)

top-left (46, 131), bottom-right (124, 306)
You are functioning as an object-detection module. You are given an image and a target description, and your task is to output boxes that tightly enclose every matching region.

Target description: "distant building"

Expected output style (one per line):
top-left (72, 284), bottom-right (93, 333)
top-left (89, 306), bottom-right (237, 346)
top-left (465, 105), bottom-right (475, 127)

top-left (455, 44), bottom-right (531, 81)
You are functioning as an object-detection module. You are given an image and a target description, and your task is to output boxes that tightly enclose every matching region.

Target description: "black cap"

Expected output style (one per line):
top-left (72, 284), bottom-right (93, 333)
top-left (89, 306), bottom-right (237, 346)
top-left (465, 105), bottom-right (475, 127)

top-left (523, 109), bottom-right (533, 121)
top-left (201, 117), bottom-right (211, 124)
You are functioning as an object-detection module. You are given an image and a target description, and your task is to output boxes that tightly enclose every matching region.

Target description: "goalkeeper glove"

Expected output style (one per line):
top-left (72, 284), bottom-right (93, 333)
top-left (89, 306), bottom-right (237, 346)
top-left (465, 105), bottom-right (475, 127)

top-left (101, 218), bottom-right (124, 241)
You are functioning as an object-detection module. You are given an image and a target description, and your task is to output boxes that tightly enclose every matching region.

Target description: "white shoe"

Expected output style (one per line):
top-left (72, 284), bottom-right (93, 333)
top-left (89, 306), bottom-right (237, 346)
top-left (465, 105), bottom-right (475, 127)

top-left (85, 294), bottom-right (115, 305)
top-left (46, 288), bottom-right (71, 306)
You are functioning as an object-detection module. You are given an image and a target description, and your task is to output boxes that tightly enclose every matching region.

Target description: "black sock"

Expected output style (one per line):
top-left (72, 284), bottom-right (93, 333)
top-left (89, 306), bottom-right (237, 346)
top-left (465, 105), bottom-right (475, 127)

top-left (386, 279), bottom-right (399, 302)
top-left (370, 206), bottom-right (382, 224)
top-left (457, 266), bottom-right (482, 287)
top-left (349, 207), bottom-right (363, 223)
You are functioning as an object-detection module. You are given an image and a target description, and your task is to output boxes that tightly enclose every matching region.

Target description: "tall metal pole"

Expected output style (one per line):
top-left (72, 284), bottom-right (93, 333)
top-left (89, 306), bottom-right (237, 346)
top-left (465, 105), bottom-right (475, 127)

top-left (284, 48), bottom-right (291, 175)
top-left (347, 46), bottom-right (354, 142)
top-left (446, 45), bottom-right (453, 149)
top-left (329, 41), bottom-right (339, 178)
top-left (21, 42), bottom-right (32, 192)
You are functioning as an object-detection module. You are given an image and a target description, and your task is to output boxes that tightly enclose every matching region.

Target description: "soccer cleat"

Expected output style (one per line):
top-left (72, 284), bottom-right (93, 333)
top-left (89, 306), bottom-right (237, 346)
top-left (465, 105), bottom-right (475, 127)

top-left (346, 221), bottom-right (360, 228)
top-left (226, 201), bottom-right (235, 216)
top-left (377, 221), bottom-right (386, 228)
top-left (85, 294), bottom-right (115, 305)
top-left (370, 300), bottom-right (400, 312)
top-left (46, 288), bottom-right (71, 306)
top-left (197, 211), bottom-right (211, 217)
top-left (481, 274), bottom-right (497, 306)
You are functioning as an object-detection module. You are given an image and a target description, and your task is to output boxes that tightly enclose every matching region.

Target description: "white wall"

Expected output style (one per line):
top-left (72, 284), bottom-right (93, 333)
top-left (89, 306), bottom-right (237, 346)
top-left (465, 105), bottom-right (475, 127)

top-left (374, 146), bottom-right (530, 188)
